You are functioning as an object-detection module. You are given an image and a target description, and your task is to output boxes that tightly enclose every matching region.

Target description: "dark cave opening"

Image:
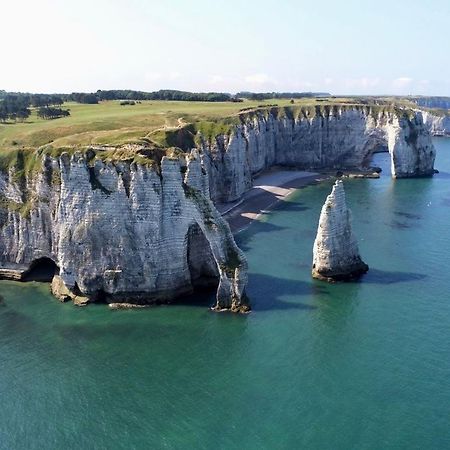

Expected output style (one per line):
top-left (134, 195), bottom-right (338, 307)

top-left (22, 257), bottom-right (59, 282)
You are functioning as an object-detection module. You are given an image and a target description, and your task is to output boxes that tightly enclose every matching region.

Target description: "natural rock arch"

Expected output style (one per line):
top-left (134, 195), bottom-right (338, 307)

top-left (200, 109), bottom-right (436, 203)
top-left (181, 155), bottom-right (249, 312)
top-left (184, 204), bottom-right (249, 312)
top-left (360, 132), bottom-right (389, 167)
top-left (185, 222), bottom-right (219, 290)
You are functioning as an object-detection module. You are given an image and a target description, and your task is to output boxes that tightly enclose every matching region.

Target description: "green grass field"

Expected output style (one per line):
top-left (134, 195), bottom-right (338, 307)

top-left (0, 99), bottom-right (278, 150)
top-left (0, 95), bottom-right (424, 160)
top-left (0, 97), bottom-right (379, 151)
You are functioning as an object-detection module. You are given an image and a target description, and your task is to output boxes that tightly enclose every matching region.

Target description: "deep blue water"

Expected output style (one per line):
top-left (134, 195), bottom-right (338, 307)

top-left (0, 139), bottom-right (450, 449)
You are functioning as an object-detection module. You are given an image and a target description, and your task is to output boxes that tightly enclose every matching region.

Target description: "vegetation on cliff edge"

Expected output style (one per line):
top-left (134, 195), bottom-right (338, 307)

top-left (0, 97), bottom-right (426, 175)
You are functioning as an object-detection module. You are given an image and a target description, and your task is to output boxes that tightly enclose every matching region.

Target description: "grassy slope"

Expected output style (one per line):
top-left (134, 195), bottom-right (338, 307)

top-left (0, 97), bottom-right (372, 151)
top-left (0, 99), bottom-right (276, 150)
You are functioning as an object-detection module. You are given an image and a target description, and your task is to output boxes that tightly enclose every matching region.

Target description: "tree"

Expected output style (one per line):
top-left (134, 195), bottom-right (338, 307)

top-left (37, 107), bottom-right (70, 120)
top-left (16, 108), bottom-right (31, 121)
top-left (0, 95), bottom-right (31, 122)
top-left (0, 103), bottom-right (8, 122)
top-left (69, 92), bottom-right (99, 104)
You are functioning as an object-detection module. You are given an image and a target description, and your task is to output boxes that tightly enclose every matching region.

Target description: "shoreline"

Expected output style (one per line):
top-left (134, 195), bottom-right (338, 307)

top-left (0, 170), bottom-right (326, 284)
top-left (218, 168), bottom-right (329, 233)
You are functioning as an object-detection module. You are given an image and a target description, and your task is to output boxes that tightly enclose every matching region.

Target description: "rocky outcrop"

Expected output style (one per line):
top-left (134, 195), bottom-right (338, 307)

top-left (199, 107), bottom-right (435, 202)
top-left (0, 149), bottom-right (249, 312)
top-left (312, 180), bottom-right (368, 281)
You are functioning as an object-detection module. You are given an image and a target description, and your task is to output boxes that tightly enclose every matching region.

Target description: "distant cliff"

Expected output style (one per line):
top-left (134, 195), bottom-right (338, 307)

top-left (412, 96), bottom-right (450, 110)
top-left (197, 106), bottom-right (436, 202)
top-left (421, 110), bottom-right (450, 136)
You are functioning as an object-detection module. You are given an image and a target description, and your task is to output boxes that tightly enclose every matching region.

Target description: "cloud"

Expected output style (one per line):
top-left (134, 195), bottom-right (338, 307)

top-left (244, 73), bottom-right (271, 85)
top-left (345, 77), bottom-right (381, 89)
top-left (392, 77), bottom-right (413, 88)
top-left (341, 77), bottom-right (381, 93)
top-left (145, 72), bottom-right (162, 82)
top-left (169, 71), bottom-right (181, 80)
top-left (209, 74), bottom-right (224, 85)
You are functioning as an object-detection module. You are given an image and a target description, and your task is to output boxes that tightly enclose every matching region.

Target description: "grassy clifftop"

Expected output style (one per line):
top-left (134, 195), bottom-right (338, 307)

top-left (0, 99), bottom-right (293, 150)
top-left (1, 97), bottom-right (417, 151)
top-left (147, 101), bottom-right (419, 149)
top-left (0, 97), bottom-right (422, 174)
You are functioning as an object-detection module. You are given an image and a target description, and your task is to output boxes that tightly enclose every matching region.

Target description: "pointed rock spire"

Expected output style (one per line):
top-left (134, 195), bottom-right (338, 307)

top-left (312, 180), bottom-right (368, 281)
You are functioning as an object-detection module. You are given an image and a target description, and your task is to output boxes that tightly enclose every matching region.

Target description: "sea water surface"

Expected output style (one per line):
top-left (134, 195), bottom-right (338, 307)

top-left (1, 139), bottom-right (450, 449)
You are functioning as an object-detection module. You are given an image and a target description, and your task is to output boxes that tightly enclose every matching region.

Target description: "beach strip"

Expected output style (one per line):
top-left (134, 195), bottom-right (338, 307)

top-left (217, 169), bottom-right (328, 233)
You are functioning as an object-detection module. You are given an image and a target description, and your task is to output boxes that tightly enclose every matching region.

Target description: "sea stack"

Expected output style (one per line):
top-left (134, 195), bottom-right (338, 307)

top-left (312, 180), bottom-right (368, 281)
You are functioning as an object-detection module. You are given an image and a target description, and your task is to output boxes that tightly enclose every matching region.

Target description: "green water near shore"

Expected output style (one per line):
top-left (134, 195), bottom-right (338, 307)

top-left (1, 139), bottom-right (450, 449)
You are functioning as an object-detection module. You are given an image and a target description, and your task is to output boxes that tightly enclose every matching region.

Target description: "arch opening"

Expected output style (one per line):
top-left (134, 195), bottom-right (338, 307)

top-left (22, 257), bottom-right (59, 282)
top-left (361, 135), bottom-right (389, 170)
top-left (186, 223), bottom-right (219, 292)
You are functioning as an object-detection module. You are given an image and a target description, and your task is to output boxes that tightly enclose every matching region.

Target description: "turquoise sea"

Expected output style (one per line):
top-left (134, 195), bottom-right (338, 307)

top-left (1, 139), bottom-right (450, 449)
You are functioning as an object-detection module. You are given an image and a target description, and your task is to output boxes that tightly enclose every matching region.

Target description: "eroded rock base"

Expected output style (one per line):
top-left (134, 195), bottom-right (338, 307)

top-left (312, 261), bottom-right (369, 282)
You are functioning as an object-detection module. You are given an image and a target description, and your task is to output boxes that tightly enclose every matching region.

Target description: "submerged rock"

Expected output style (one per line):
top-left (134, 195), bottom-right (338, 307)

top-left (312, 180), bottom-right (368, 281)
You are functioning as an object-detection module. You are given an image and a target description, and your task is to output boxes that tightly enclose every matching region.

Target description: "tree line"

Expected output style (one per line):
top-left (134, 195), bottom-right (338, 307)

top-left (0, 89), bottom-right (333, 115)
top-left (0, 91), bottom-right (65, 107)
top-left (95, 89), bottom-right (232, 102)
top-left (96, 90), bottom-right (331, 102)
top-left (0, 92), bottom-right (70, 122)
top-left (0, 94), bottom-right (31, 121)
top-left (0, 89), bottom-right (234, 106)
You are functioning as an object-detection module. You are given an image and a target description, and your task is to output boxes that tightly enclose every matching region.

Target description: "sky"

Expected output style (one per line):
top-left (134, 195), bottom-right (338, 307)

top-left (1, 0), bottom-right (449, 95)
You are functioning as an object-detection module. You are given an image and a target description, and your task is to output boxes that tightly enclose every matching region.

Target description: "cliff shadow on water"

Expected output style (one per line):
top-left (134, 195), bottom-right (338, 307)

top-left (243, 272), bottom-right (319, 312)
top-left (357, 269), bottom-right (427, 285)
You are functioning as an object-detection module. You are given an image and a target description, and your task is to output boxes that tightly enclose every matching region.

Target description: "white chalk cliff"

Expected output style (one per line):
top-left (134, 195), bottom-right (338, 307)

top-left (200, 106), bottom-right (436, 202)
top-left (0, 149), bottom-right (249, 312)
top-left (0, 105), bottom-right (436, 309)
top-left (420, 110), bottom-right (450, 136)
top-left (312, 180), bottom-right (368, 281)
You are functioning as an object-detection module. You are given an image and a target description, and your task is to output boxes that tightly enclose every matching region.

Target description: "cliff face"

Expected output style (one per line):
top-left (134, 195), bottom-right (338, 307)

top-left (199, 107), bottom-right (436, 202)
top-left (0, 150), bottom-right (249, 312)
top-left (312, 180), bottom-right (368, 281)
top-left (0, 105), bottom-right (436, 310)
top-left (412, 97), bottom-right (450, 110)
top-left (421, 110), bottom-right (450, 136)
